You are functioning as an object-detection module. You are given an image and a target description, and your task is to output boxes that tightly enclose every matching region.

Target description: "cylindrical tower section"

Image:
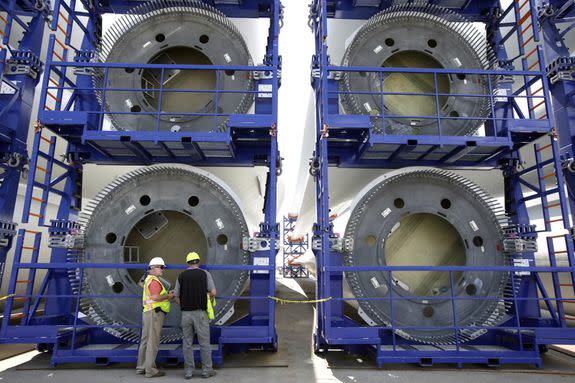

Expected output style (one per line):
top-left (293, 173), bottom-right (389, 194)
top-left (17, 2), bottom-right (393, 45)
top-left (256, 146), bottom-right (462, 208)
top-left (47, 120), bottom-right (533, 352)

top-left (340, 3), bottom-right (494, 136)
top-left (344, 169), bottom-right (511, 344)
top-left (77, 164), bottom-right (250, 342)
top-left (95, 0), bottom-right (254, 132)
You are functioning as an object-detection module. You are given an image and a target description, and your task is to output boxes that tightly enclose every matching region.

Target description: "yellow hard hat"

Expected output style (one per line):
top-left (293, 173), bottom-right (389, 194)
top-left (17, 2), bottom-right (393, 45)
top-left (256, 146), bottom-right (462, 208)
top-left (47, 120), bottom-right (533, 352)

top-left (186, 252), bottom-right (200, 263)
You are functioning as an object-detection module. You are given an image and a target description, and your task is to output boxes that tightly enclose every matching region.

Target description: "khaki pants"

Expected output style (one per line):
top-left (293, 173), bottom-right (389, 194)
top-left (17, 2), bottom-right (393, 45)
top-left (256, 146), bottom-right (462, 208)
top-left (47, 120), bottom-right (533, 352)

top-left (136, 309), bottom-right (165, 377)
top-left (181, 310), bottom-right (213, 375)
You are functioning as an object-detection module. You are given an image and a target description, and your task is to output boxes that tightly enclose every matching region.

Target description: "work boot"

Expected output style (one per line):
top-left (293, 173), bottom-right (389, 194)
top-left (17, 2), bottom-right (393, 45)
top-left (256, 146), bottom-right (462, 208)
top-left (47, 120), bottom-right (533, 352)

top-left (184, 371), bottom-right (194, 380)
top-left (146, 371), bottom-right (166, 378)
top-left (136, 369), bottom-right (145, 375)
top-left (201, 370), bottom-right (217, 378)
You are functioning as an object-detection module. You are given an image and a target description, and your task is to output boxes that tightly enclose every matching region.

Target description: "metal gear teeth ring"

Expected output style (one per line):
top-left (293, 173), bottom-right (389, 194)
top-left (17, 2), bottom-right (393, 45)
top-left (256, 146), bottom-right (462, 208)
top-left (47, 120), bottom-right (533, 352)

top-left (94, 0), bottom-right (254, 133)
top-left (344, 169), bottom-right (512, 345)
top-left (340, 2), bottom-right (496, 136)
top-left (72, 164), bottom-right (250, 343)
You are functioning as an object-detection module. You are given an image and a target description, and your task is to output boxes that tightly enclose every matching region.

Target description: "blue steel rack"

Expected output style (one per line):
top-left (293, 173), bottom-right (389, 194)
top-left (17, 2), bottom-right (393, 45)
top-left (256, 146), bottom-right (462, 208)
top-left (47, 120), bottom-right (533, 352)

top-left (280, 214), bottom-right (309, 278)
top-left (310, 0), bottom-right (575, 367)
top-left (539, 0), bottom-right (575, 231)
top-left (0, 0), bottom-right (48, 292)
top-left (0, 0), bottom-right (281, 367)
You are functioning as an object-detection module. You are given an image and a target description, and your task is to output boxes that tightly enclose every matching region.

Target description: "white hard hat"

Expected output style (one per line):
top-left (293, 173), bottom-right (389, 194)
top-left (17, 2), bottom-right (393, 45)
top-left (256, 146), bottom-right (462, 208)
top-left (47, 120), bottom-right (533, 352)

top-left (149, 257), bottom-right (166, 267)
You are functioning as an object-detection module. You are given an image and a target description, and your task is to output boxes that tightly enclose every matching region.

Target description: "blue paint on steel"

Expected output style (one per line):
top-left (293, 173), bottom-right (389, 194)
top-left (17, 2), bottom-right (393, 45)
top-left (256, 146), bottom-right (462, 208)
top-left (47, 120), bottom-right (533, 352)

top-left (310, 0), bottom-right (575, 367)
top-left (0, 0), bottom-right (47, 294)
top-left (0, 0), bottom-right (282, 366)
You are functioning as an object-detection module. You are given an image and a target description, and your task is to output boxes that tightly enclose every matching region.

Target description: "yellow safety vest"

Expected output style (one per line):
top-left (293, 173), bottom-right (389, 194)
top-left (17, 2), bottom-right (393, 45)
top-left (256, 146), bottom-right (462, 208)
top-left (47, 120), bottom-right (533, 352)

top-left (142, 275), bottom-right (171, 313)
top-left (207, 295), bottom-right (216, 320)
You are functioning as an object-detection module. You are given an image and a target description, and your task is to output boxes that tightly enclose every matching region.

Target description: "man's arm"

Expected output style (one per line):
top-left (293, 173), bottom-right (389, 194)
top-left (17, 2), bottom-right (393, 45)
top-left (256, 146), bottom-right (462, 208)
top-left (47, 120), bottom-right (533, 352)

top-left (149, 280), bottom-right (174, 301)
top-left (173, 278), bottom-right (181, 306)
top-left (206, 271), bottom-right (216, 297)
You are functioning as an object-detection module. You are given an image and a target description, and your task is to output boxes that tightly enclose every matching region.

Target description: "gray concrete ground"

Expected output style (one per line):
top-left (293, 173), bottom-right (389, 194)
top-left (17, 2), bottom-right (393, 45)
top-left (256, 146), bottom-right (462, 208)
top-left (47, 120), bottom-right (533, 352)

top-left (0, 277), bottom-right (574, 383)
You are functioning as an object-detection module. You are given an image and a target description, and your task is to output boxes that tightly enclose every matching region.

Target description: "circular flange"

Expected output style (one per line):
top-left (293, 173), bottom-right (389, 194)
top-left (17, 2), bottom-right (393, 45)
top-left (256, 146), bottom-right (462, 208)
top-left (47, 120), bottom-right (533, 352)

top-left (77, 164), bottom-right (249, 342)
top-left (340, 3), bottom-right (494, 136)
top-left (344, 169), bottom-right (509, 344)
top-left (96, 0), bottom-right (254, 133)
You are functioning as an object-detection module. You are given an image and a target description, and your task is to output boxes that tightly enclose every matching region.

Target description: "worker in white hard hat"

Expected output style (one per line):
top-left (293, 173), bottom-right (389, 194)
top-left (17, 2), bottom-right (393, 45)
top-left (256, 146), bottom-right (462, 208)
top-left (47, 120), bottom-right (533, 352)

top-left (136, 257), bottom-right (174, 378)
top-left (174, 252), bottom-right (217, 379)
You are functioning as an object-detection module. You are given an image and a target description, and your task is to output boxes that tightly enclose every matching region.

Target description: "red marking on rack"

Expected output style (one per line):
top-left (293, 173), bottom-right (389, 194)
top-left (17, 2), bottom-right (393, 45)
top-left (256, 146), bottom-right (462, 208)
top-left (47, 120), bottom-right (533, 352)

top-left (48, 77), bottom-right (59, 87)
top-left (52, 50), bottom-right (64, 62)
top-left (530, 99), bottom-right (545, 110)
top-left (47, 92), bottom-right (60, 102)
top-left (16, 280), bottom-right (32, 284)
top-left (518, 0), bottom-right (530, 12)
top-left (28, 212), bottom-right (43, 219)
top-left (545, 202), bottom-right (561, 209)
top-left (24, 229), bottom-right (40, 234)
top-left (532, 86), bottom-right (543, 94)
top-left (22, 246), bottom-right (37, 250)
top-left (525, 46), bottom-right (538, 60)
top-left (542, 171), bottom-right (556, 180)
top-left (546, 218), bottom-right (563, 223)
top-left (522, 35), bottom-right (534, 47)
top-left (0, 15), bottom-right (8, 24)
top-left (538, 113), bottom-right (548, 119)
top-left (538, 143), bottom-right (552, 151)
top-left (40, 135), bottom-right (51, 144)
top-left (528, 60), bottom-right (540, 71)
top-left (35, 166), bottom-right (47, 173)
top-left (31, 197), bottom-right (46, 203)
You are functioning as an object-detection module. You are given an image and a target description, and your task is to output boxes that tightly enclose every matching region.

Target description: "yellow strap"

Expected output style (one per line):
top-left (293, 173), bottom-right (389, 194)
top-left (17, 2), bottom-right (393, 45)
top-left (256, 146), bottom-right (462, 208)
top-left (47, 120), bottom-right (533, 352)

top-left (267, 295), bottom-right (332, 305)
top-left (0, 294), bottom-right (15, 301)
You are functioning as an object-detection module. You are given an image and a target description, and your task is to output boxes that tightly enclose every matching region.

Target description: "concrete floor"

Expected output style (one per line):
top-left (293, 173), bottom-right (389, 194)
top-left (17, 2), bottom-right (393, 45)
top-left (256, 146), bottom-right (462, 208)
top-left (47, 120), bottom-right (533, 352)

top-left (0, 277), bottom-right (575, 383)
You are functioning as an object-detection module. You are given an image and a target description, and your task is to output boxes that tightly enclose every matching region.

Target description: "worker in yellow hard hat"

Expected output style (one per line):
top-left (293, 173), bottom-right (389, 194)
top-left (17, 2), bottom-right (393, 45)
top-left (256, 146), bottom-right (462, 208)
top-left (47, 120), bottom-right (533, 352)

top-left (173, 252), bottom-right (217, 379)
top-left (136, 257), bottom-right (174, 378)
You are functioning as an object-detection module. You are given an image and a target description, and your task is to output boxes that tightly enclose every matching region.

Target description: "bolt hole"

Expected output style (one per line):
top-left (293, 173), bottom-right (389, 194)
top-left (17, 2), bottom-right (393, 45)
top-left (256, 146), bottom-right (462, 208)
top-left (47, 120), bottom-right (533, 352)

top-left (155, 33), bottom-right (165, 43)
top-left (365, 235), bottom-right (376, 247)
top-left (385, 38), bottom-right (395, 47)
top-left (112, 282), bottom-right (124, 294)
top-left (441, 199), bottom-right (451, 209)
top-left (457, 73), bottom-right (466, 80)
top-left (473, 236), bottom-right (483, 247)
top-left (105, 232), bottom-right (117, 244)
top-left (450, 110), bottom-right (460, 118)
top-left (199, 34), bottom-right (209, 44)
top-left (427, 39), bottom-right (437, 48)
top-left (393, 198), bottom-right (404, 209)
top-left (131, 105), bottom-right (142, 113)
top-left (125, 68), bottom-right (134, 73)
top-left (188, 196), bottom-right (199, 207)
top-left (359, 71), bottom-right (367, 77)
top-left (225, 69), bottom-right (235, 76)
top-left (466, 283), bottom-right (477, 296)
top-left (422, 306), bottom-right (434, 318)
top-left (217, 234), bottom-right (228, 246)
top-left (139, 195), bottom-right (151, 206)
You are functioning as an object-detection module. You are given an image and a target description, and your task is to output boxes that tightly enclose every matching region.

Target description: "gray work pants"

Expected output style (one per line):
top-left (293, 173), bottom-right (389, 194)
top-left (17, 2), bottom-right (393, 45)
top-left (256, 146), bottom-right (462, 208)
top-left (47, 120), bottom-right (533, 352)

top-left (136, 309), bottom-right (165, 377)
top-left (181, 310), bottom-right (213, 374)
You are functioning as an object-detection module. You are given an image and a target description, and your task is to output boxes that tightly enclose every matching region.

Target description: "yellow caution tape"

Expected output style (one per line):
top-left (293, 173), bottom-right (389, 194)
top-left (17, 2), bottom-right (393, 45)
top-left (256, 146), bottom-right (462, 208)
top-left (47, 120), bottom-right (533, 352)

top-left (268, 295), bottom-right (332, 305)
top-left (0, 294), bottom-right (15, 301)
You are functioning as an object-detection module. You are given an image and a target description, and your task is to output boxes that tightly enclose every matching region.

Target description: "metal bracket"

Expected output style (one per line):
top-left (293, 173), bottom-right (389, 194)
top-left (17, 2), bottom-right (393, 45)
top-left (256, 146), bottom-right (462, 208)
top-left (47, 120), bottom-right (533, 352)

top-left (50, 233), bottom-right (85, 249)
top-left (2, 152), bottom-right (27, 169)
top-left (5, 50), bottom-right (43, 79)
top-left (502, 224), bottom-right (538, 253)
top-left (311, 68), bottom-right (342, 80)
top-left (312, 236), bottom-right (353, 253)
top-left (0, 220), bottom-right (17, 248)
top-left (242, 236), bottom-right (279, 252)
top-left (546, 57), bottom-right (575, 84)
top-left (49, 220), bottom-right (84, 249)
top-left (253, 69), bottom-right (282, 80)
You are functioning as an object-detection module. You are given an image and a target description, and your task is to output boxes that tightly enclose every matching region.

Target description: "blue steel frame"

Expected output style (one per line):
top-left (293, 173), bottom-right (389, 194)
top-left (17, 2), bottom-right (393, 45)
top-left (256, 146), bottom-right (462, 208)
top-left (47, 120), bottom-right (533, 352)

top-left (0, 0), bottom-right (47, 291)
top-left (539, 0), bottom-right (575, 225)
top-left (281, 215), bottom-right (309, 278)
top-left (0, 0), bottom-right (281, 367)
top-left (311, 0), bottom-right (575, 368)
